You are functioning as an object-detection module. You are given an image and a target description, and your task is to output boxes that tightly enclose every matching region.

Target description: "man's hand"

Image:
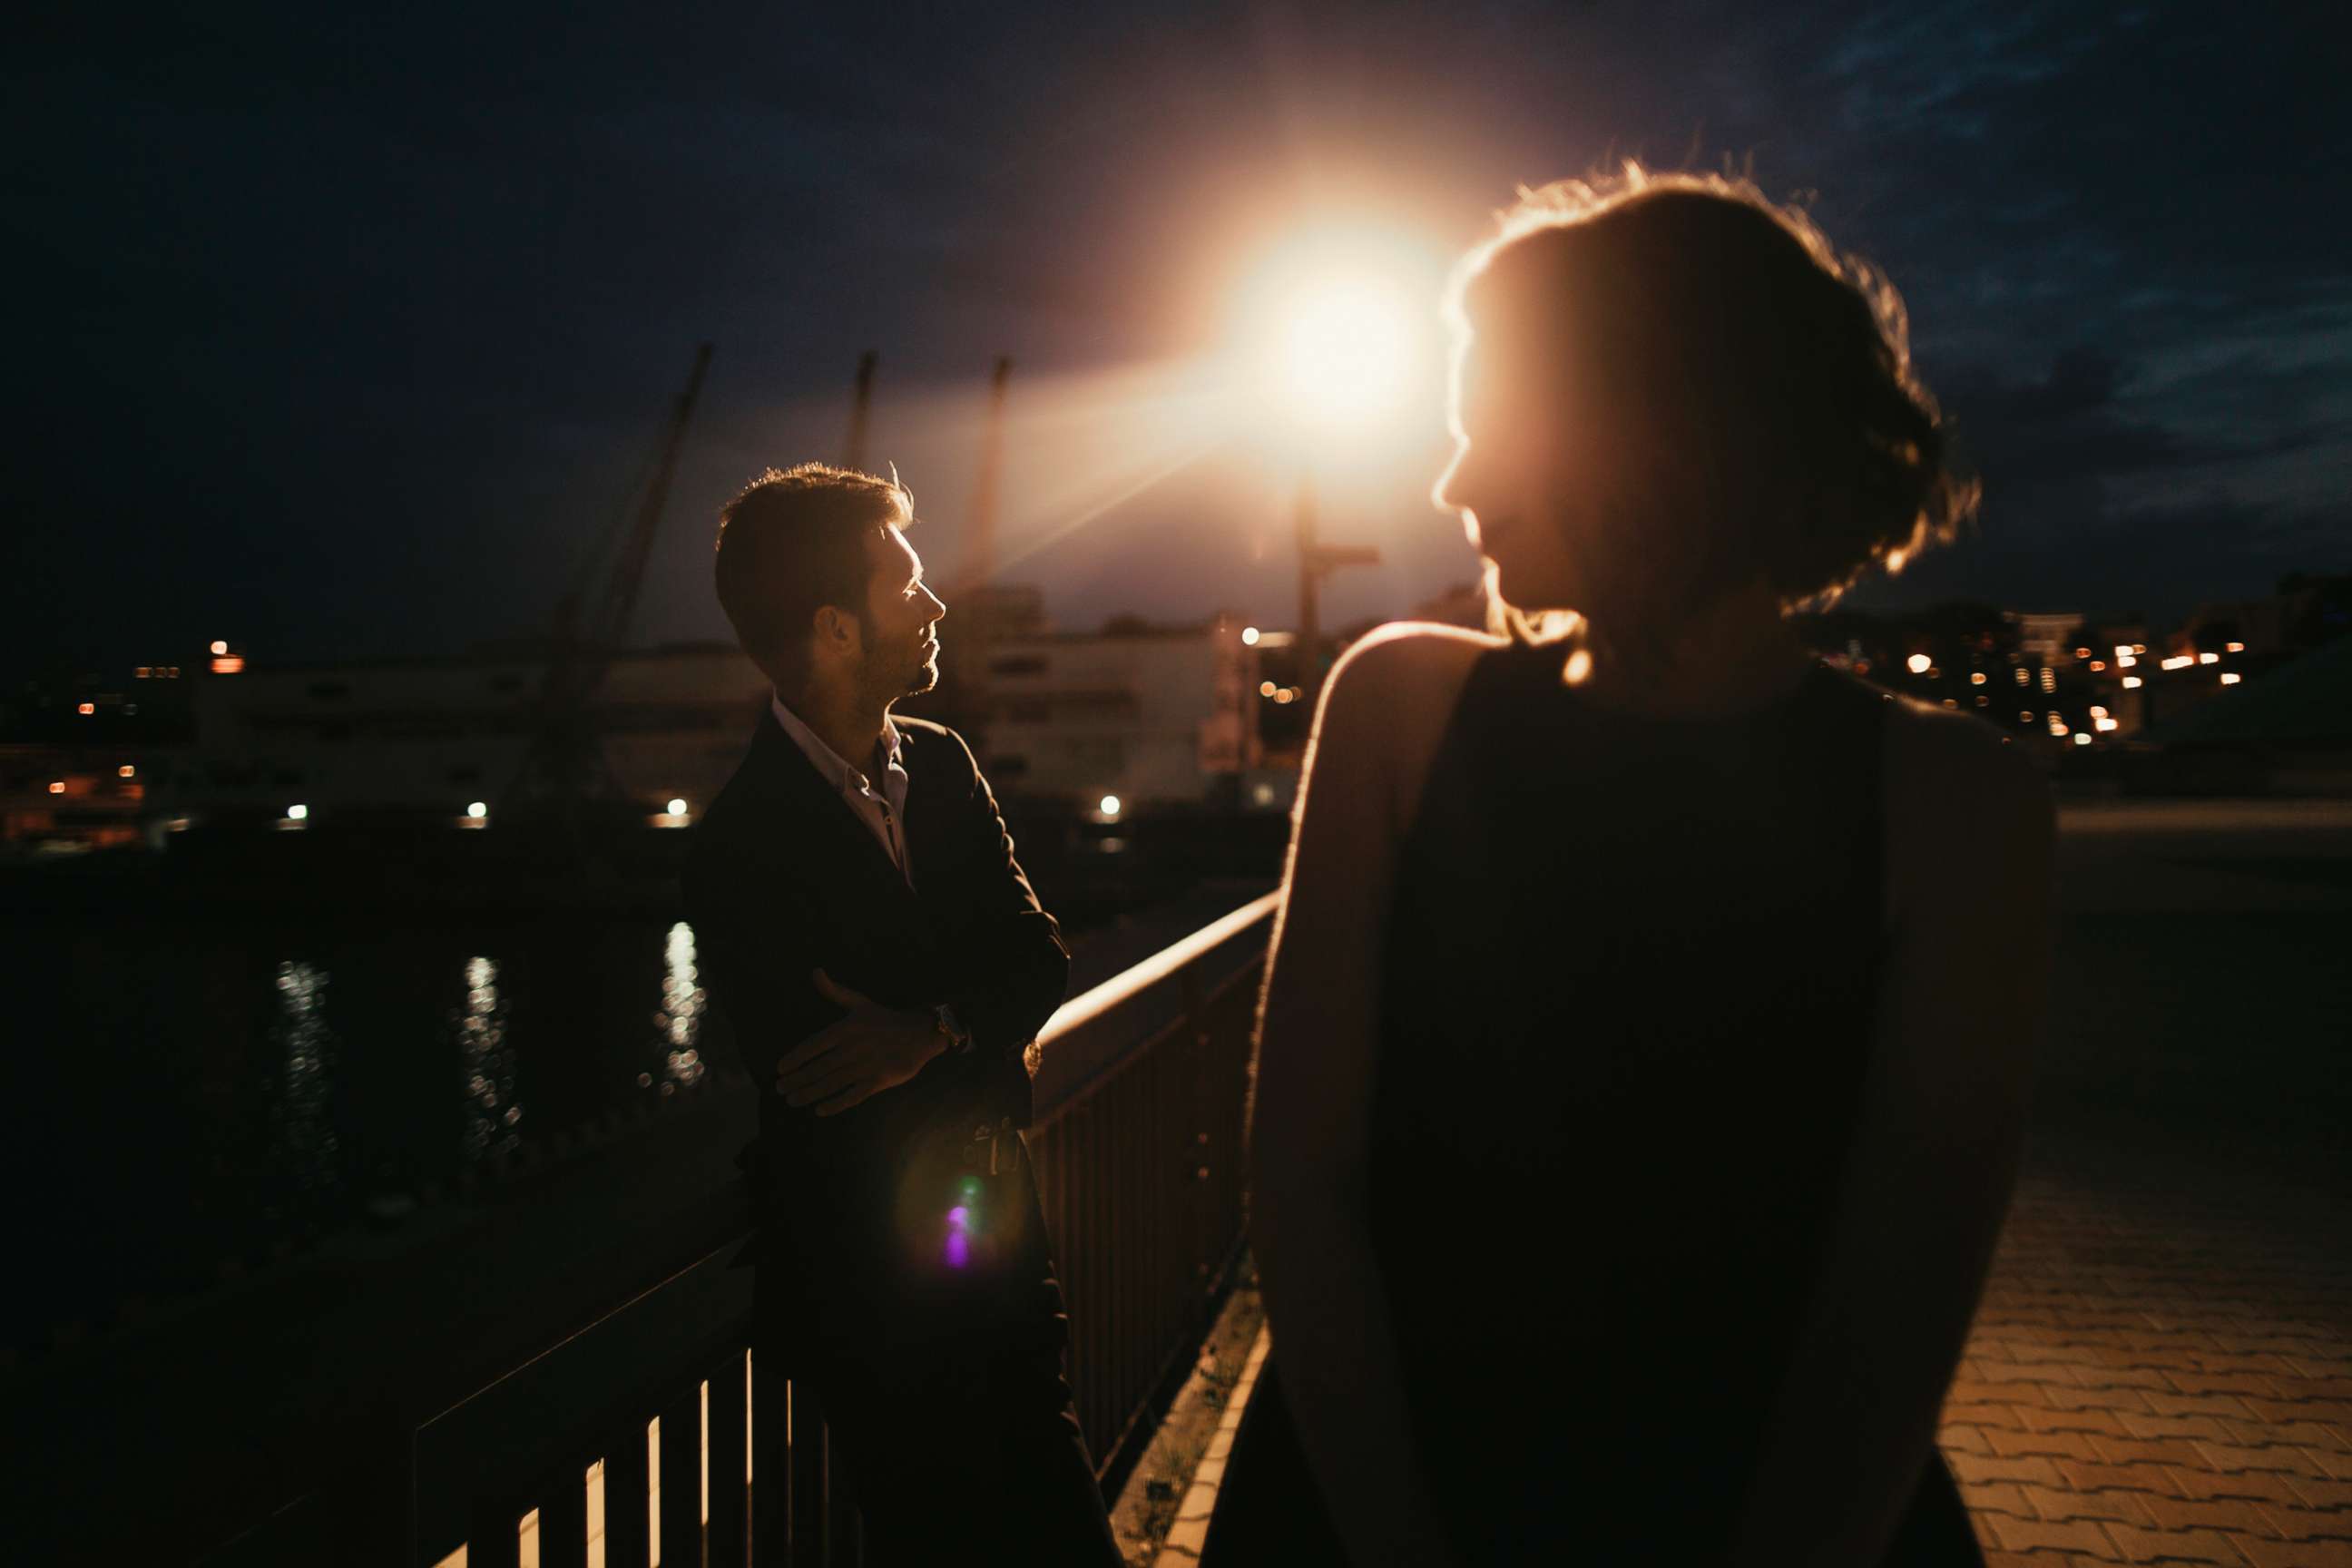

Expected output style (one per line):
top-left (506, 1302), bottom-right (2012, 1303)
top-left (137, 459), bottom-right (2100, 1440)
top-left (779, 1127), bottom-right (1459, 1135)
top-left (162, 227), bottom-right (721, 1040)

top-left (774, 970), bottom-right (946, 1116)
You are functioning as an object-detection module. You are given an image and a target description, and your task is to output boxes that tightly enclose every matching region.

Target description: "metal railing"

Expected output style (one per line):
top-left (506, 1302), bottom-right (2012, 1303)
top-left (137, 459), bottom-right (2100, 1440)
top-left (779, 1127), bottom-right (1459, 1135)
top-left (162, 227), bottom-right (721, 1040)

top-left (403, 890), bottom-right (1279, 1567)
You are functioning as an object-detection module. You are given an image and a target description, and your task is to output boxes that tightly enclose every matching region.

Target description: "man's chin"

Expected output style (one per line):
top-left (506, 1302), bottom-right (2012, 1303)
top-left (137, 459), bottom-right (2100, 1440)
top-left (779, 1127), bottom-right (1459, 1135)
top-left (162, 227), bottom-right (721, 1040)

top-left (906, 661), bottom-right (940, 698)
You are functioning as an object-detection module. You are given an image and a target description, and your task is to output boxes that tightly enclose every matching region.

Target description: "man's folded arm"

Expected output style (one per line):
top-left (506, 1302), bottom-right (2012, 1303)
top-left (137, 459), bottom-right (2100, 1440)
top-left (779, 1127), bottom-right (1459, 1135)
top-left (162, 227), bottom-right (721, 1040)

top-left (682, 858), bottom-right (835, 1090)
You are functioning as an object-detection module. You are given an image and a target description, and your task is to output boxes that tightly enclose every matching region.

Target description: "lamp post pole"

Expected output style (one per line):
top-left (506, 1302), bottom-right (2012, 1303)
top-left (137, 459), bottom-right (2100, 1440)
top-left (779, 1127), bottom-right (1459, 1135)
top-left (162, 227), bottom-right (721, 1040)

top-left (1293, 466), bottom-right (1380, 704)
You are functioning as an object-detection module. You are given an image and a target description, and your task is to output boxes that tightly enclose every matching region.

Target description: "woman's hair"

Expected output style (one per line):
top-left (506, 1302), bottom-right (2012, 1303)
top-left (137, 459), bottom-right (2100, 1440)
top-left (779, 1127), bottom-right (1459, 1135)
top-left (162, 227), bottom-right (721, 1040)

top-left (1444, 163), bottom-right (1976, 621)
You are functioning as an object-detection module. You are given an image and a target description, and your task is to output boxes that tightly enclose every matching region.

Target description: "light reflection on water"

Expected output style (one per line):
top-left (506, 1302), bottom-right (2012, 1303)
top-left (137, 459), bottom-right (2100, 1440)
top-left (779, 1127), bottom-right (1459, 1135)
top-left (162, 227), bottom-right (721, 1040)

top-left (269, 959), bottom-right (340, 1212)
top-left (659, 920), bottom-right (707, 1095)
top-left (457, 954), bottom-right (520, 1166)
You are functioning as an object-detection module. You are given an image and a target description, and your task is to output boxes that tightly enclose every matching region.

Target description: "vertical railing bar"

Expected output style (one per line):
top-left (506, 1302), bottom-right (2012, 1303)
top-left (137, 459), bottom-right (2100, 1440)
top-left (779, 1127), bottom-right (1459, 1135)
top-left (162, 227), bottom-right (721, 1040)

top-left (605, 1414), bottom-right (652, 1568)
top-left (657, 1387), bottom-right (701, 1568)
top-left (708, 1349), bottom-right (750, 1568)
top-left (789, 1381), bottom-right (826, 1568)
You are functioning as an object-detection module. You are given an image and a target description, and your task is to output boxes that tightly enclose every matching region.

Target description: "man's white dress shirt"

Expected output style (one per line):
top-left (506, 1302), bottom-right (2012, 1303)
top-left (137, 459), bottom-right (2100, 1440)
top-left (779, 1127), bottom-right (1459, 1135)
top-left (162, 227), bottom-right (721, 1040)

top-left (769, 691), bottom-right (914, 886)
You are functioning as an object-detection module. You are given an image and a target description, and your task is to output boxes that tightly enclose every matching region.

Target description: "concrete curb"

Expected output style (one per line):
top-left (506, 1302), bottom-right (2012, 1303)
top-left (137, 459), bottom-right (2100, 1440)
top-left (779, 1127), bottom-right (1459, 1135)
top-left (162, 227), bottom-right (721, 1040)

top-left (1153, 1323), bottom-right (1271, 1564)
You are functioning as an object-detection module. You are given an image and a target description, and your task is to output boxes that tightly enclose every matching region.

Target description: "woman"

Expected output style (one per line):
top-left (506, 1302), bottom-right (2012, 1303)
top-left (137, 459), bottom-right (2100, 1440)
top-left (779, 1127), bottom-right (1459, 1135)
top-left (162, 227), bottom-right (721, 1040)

top-left (1234, 170), bottom-right (2052, 1566)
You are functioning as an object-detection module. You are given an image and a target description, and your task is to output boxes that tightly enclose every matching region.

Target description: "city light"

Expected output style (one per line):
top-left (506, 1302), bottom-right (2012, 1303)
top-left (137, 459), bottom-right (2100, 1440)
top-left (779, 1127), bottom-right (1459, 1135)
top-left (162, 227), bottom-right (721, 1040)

top-left (2114, 645), bottom-right (2132, 659)
top-left (2095, 717), bottom-right (2120, 731)
top-left (2161, 655), bottom-right (2194, 671)
top-left (2122, 676), bottom-right (2143, 689)
top-left (2198, 652), bottom-right (2219, 664)
top-left (2014, 668), bottom-right (2030, 686)
top-left (78, 701), bottom-right (94, 714)
top-left (2089, 660), bottom-right (2106, 671)
top-left (210, 640), bottom-right (228, 655)
top-left (48, 780), bottom-right (64, 794)
top-left (2118, 654), bottom-right (2137, 668)
top-left (1906, 653), bottom-right (1931, 674)
top-left (2227, 642), bottom-right (2245, 652)
top-left (2073, 732), bottom-right (2092, 746)
top-left (1563, 649), bottom-right (1592, 686)
top-left (211, 654), bottom-right (245, 674)
top-left (2220, 672), bottom-right (2242, 686)
top-left (119, 765), bottom-right (135, 778)
top-left (2090, 706), bottom-right (2109, 719)
top-left (1259, 681), bottom-right (1278, 697)
top-left (1100, 795), bottom-right (1122, 818)
top-left (666, 798), bottom-right (688, 816)
top-left (1970, 671), bottom-right (1987, 685)
top-left (287, 803), bottom-right (309, 820)
top-left (1241, 626), bottom-right (1260, 646)
top-left (467, 801), bottom-right (488, 819)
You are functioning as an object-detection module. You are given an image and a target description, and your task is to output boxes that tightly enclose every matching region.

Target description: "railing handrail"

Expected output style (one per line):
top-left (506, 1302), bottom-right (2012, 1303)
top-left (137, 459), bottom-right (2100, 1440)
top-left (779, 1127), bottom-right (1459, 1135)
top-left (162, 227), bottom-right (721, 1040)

top-left (1040, 890), bottom-right (1282, 1040)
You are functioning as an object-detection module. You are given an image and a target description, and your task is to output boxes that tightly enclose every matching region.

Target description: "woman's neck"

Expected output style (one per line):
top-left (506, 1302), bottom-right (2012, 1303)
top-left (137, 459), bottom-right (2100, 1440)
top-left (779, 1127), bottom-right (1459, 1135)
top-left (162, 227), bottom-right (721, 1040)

top-left (1577, 579), bottom-right (1813, 718)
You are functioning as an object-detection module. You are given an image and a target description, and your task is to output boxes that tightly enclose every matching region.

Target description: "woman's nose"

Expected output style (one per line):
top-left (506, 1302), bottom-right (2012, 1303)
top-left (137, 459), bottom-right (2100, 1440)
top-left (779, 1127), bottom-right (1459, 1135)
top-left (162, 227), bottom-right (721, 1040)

top-left (1432, 436), bottom-right (1481, 517)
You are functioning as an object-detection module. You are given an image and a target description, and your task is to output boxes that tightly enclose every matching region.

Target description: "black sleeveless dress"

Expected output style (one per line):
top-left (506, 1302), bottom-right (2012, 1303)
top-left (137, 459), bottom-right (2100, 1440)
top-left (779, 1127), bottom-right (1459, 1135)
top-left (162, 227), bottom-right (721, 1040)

top-left (1206, 640), bottom-right (1980, 1565)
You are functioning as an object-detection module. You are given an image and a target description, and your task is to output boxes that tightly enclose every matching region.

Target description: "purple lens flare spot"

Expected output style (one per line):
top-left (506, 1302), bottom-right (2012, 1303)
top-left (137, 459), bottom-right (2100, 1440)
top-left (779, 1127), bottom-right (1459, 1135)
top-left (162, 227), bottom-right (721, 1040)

top-left (944, 1229), bottom-right (971, 1269)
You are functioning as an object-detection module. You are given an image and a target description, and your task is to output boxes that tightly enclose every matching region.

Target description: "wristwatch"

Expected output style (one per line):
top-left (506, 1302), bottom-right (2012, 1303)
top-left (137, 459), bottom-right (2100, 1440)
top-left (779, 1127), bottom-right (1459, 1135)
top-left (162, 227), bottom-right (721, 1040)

top-left (933, 1003), bottom-right (974, 1055)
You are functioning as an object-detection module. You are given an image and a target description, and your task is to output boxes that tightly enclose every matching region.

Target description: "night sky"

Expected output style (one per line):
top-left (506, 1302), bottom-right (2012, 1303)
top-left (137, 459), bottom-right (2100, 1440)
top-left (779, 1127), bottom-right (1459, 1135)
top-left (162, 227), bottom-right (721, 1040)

top-left (8, 1), bottom-right (2347, 674)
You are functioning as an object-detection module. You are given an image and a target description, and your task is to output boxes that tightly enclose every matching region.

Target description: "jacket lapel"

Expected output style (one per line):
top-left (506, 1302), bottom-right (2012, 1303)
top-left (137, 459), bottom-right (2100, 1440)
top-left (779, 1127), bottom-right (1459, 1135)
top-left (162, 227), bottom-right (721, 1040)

top-left (740, 708), bottom-right (932, 940)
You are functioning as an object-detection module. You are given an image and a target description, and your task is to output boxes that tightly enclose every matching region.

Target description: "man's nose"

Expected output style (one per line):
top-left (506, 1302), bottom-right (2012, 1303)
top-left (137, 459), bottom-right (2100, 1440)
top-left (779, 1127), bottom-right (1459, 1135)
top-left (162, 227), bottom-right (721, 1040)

top-left (923, 585), bottom-right (946, 619)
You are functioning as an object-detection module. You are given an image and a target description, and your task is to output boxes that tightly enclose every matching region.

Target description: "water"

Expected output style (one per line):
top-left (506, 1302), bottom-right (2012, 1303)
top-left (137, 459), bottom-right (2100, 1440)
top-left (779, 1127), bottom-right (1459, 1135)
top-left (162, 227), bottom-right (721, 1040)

top-left (2, 906), bottom-right (724, 1339)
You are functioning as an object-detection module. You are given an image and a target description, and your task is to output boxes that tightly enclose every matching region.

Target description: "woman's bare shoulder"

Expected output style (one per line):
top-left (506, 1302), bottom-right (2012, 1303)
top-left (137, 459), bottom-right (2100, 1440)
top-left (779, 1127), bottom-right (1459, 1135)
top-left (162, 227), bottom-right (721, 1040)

top-left (1327, 621), bottom-right (1501, 703)
top-left (1881, 694), bottom-right (2048, 810)
top-left (1879, 693), bottom-right (2055, 917)
top-left (1317, 622), bottom-right (1503, 822)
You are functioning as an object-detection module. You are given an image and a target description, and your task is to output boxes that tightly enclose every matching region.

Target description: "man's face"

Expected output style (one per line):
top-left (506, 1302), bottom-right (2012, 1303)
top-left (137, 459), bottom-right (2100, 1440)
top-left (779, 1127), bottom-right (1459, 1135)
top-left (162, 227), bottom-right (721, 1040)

top-left (857, 524), bottom-right (946, 702)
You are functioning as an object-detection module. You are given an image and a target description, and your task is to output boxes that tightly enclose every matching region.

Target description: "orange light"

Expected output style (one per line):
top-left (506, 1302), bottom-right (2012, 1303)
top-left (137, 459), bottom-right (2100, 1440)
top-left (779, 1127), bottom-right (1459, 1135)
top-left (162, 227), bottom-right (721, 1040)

top-left (210, 640), bottom-right (229, 655)
top-left (1906, 653), bottom-right (1931, 674)
top-left (119, 765), bottom-right (136, 778)
top-left (2088, 660), bottom-right (2106, 671)
top-left (77, 701), bottom-right (95, 715)
top-left (2122, 676), bottom-right (2143, 689)
top-left (211, 655), bottom-right (245, 674)
top-left (2220, 672), bottom-right (2242, 686)
top-left (2226, 642), bottom-right (2245, 652)
top-left (48, 780), bottom-right (66, 795)
top-left (1970, 671), bottom-right (1987, 685)
top-left (2197, 652), bottom-right (2219, 665)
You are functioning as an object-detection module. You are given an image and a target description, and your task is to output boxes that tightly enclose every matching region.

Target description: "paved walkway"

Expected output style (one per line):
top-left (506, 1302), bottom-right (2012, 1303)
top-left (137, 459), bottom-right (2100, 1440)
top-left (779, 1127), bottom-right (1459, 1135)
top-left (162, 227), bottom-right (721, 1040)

top-left (1939, 1157), bottom-right (2351, 1566)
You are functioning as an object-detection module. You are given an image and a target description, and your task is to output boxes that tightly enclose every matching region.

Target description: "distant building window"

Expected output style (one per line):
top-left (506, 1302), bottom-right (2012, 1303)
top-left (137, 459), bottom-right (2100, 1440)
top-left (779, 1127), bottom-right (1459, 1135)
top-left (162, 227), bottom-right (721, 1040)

top-left (989, 655), bottom-right (1048, 678)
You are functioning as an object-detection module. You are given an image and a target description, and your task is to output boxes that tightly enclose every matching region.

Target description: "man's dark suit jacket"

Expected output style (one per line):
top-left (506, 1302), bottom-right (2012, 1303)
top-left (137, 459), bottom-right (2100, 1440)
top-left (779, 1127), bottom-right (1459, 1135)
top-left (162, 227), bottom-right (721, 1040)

top-left (681, 705), bottom-right (1069, 1210)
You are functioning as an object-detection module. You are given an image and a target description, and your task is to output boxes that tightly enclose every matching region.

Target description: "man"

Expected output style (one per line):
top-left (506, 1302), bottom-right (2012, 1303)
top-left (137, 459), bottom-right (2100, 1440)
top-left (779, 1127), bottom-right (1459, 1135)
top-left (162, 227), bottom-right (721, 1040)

top-left (681, 463), bottom-right (1121, 1565)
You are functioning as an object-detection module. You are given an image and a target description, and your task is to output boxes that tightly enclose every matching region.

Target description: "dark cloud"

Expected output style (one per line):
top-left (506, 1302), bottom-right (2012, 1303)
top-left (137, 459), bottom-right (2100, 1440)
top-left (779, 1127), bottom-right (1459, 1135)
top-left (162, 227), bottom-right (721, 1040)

top-left (5, 0), bottom-right (2347, 670)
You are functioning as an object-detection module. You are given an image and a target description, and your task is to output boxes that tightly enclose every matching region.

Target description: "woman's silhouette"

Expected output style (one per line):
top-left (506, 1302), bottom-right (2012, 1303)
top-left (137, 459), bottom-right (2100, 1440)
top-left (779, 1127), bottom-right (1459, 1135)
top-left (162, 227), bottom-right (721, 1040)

top-left (1229, 170), bottom-right (2051, 1567)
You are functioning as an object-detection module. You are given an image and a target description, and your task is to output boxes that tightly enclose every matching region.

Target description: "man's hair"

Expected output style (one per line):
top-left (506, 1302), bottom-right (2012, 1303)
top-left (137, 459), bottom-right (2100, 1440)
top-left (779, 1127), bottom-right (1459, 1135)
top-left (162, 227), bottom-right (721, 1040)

top-left (713, 463), bottom-right (915, 686)
top-left (1443, 163), bottom-right (1977, 620)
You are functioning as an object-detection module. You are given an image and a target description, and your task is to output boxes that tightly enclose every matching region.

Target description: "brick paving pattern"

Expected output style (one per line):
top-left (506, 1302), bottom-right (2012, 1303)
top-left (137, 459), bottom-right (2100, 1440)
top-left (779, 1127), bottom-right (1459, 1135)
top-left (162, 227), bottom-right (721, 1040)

top-left (1938, 1159), bottom-right (2352, 1567)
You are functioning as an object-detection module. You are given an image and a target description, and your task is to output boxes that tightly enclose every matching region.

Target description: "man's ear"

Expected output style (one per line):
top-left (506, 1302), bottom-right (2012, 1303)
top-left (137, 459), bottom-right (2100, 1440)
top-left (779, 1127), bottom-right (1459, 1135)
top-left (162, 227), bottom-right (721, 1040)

top-left (809, 603), bottom-right (861, 662)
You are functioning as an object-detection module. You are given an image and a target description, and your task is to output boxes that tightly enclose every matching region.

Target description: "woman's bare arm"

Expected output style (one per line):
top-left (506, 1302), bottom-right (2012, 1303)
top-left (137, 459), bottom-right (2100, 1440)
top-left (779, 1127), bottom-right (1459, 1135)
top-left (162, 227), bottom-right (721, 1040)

top-left (1250, 623), bottom-right (1488, 1568)
top-left (1730, 702), bottom-right (2054, 1563)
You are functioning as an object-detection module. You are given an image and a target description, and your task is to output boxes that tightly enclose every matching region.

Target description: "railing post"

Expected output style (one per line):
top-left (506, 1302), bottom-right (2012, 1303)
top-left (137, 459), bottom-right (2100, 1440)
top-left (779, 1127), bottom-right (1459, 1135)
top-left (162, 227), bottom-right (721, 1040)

top-left (658, 1387), bottom-right (702, 1568)
top-left (607, 1417), bottom-right (652, 1568)
top-left (539, 1464), bottom-right (589, 1568)
top-left (709, 1350), bottom-right (750, 1568)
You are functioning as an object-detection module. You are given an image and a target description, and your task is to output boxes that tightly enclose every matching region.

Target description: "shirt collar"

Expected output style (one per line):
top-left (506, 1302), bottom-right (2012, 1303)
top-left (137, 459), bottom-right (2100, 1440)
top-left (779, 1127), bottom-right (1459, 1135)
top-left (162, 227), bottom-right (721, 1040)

top-left (769, 689), bottom-right (903, 794)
